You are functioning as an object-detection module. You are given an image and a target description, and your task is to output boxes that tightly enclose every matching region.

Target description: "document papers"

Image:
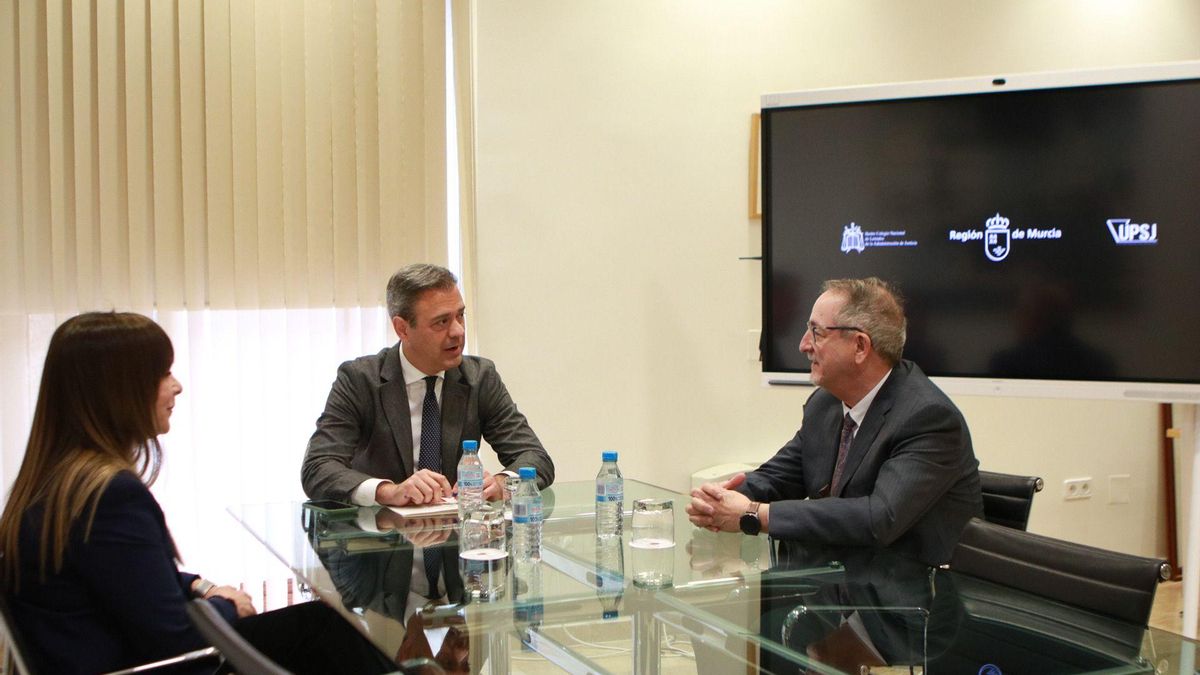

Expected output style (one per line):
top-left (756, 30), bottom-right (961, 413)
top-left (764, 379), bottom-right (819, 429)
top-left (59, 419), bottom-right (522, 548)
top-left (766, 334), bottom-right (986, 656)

top-left (387, 496), bottom-right (459, 518)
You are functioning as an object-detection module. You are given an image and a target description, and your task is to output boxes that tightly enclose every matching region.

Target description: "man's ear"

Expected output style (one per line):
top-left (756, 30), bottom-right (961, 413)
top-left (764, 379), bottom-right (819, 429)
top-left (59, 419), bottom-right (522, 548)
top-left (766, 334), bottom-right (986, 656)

top-left (853, 332), bottom-right (873, 364)
top-left (392, 315), bottom-right (410, 341)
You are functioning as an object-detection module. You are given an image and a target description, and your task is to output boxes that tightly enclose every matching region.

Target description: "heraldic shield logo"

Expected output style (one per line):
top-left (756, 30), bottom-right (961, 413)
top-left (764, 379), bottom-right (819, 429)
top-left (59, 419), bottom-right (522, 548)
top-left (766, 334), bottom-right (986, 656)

top-left (841, 222), bottom-right (866, 254)
top-left (984, 212), bottom-right (1010, 262)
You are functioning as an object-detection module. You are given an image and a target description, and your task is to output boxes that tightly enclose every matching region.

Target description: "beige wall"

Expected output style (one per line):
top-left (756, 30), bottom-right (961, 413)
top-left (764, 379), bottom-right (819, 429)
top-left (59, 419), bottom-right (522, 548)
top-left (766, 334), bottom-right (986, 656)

top-left (470, 0), bottom-right (1200, 557)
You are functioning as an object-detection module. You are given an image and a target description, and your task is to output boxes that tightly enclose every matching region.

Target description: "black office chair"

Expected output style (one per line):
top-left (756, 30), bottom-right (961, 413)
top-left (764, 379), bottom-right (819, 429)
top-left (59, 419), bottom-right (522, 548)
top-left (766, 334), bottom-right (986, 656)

top-left (0, 590), bottom-right (218, 675)
top-left (187, 599), bottom-right (293, 675)
top-left (939, 518), bottom-right (1170, 669)
top-left (950, 517), bottom-right (1169, 626)
top-left (978, 470), bottom-right (1043, 530)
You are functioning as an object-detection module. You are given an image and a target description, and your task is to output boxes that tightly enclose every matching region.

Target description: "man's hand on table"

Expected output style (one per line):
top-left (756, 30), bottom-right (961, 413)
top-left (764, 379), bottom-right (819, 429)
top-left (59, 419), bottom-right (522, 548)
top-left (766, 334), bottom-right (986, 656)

top-left (375, 470), bottom-right (453, 506)
top-left (686, 472), bottom-right (753, 533)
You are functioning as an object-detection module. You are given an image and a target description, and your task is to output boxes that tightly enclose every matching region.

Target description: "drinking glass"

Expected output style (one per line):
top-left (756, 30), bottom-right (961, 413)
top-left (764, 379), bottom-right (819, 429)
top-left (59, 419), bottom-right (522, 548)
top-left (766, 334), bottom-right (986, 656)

top-left (502, 473), bottom-right (519, 518)
top-left (630, 498), bottom-right (675, 588)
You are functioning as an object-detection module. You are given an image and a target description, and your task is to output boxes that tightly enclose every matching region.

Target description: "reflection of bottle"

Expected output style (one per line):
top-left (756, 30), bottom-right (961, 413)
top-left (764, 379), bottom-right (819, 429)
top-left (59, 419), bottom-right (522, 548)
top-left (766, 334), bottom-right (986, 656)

top-left (513, 467), bottom-right (543, 562)
top-left (594, 536), bottom-right (624, 619)
top-left (512, 558), bottom-right (543, 650)
top-left (457, 440), bottom-right (484, 519)
top-left (595, 450), bottom-right (623, 539)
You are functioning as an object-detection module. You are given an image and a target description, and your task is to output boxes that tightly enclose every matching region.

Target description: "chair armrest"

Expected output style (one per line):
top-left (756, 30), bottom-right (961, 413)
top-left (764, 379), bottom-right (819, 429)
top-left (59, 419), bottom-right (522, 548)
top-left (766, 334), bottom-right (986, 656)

top-left (101, 647), bottom-right (220, 675)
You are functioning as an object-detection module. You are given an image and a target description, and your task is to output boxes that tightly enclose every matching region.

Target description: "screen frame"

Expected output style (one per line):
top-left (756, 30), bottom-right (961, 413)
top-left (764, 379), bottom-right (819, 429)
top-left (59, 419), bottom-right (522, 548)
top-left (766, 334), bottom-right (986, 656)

top-left (760, 60), bottom-right (1200, 403)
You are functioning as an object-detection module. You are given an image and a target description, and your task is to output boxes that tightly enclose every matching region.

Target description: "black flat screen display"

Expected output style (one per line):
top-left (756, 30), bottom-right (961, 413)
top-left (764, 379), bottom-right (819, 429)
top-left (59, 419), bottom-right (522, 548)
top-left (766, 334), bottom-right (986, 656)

top-left (763, 75), bottom-right (1200, 386)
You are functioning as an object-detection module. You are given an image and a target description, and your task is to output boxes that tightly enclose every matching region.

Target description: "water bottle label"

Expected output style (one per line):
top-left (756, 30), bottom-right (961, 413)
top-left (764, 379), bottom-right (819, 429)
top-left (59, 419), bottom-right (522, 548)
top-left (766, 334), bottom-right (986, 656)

top-left (460, 467), bottom-right (484, 489)
top-left (596, 482), bottom-right (623, 502)
top-left (514, 500), bottom-right (543, 524)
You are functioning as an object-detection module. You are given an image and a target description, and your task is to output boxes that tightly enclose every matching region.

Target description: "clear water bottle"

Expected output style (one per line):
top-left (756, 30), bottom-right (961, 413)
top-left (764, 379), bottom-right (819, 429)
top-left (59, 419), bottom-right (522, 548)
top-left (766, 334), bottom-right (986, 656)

top-left (512, 467), bottom-right (543, 562)
top-left (595, 450), bottom-right (623, 539)
top-left (594, 536), bottom-right (624, 620)
top-left (457, 440), bottom-right (484, 519)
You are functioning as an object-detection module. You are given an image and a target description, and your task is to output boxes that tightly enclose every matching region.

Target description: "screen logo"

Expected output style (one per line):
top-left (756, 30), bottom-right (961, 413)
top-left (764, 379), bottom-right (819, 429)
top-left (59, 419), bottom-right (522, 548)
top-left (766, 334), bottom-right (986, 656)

top-left (838, 222), bottom-right (917, 253)
top-left (1106, 218), bottom-right (1158, 245)
top-left (984, 212), bottom-right (1010, 262)
top-left (948, 212), bottom-right (1062, 262)
top-left (841, 223), bottom-right (866, 254)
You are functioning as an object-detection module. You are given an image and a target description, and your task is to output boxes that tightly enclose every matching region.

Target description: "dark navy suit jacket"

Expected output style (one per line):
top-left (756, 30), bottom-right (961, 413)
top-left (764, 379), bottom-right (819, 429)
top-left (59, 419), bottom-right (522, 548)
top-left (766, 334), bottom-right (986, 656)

top-left (740, 360), bottom-right (982, 565)
top-left (8, 471), bottom-right (236, 674)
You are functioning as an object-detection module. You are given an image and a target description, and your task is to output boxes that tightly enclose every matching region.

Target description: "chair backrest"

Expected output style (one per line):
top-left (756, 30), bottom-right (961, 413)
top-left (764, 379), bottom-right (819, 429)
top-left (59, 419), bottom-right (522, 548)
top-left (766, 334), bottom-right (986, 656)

top-left (186, 600), bottom-right (293, 675)
top-left (0, 591), bottom-right (37, 675)
top-left (978, 470), bottom-right (1043, 530)
top-left (949, 517), bottom-right (1169, 626)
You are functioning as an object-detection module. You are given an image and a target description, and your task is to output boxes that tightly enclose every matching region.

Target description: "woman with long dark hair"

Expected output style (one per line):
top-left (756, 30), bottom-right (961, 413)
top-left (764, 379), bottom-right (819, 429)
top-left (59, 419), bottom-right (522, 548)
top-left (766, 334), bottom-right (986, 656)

top-left (0, 312), bottom-right (392, 674)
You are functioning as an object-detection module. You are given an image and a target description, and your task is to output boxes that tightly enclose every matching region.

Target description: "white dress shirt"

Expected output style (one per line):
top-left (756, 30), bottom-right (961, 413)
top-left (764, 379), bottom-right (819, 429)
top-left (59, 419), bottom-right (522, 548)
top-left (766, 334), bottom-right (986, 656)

top-left (841, 368), bottom-right (893, 441)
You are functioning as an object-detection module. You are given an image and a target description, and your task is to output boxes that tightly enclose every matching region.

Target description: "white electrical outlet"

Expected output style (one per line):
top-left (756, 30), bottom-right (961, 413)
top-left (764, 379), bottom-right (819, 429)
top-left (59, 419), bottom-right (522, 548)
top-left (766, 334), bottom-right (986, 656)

top-left (1109, 474), bottom-right (1131, 504)
top-left (1064, 477), bottom-right (1093, 501)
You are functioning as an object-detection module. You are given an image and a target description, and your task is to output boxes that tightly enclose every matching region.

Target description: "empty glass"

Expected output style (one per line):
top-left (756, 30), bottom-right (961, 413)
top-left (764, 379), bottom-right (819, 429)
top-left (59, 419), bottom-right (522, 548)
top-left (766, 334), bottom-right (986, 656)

top-left (630, 498), bottom-right (675, 588)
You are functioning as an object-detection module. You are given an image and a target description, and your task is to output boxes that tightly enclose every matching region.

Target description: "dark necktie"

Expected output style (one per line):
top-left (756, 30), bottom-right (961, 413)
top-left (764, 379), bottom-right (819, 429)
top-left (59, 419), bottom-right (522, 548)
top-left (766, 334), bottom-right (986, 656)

top-left (830, 412), bottom-right (857, 495)
top-left (418, 376), bottom-right (442, 597)
top-left (418, 376), bottom-right (442, 473)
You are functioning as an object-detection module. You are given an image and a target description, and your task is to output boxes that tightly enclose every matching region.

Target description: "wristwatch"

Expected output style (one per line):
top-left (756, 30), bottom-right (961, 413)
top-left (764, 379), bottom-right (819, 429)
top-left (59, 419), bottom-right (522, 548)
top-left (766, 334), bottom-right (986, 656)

top-left (739, 501), bottom-right (762, 536)
top-left (192, 578), bottom-right (217, 599)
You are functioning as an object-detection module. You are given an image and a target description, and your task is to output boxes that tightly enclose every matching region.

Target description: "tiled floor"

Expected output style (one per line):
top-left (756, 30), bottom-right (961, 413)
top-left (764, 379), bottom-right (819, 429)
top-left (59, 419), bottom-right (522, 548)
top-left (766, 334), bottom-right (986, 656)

top-left (1150, 580), bottom-right (1184, 635)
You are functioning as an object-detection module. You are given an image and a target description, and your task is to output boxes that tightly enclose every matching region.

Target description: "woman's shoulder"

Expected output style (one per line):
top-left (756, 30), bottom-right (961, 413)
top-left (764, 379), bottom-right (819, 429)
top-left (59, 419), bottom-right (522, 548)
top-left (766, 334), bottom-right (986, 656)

top-left (93, 470), bottom-right (161, 520)
top-left (74, 471), bottom-right (170, 553)
top-left (101, 470), bottom-right (152, 498)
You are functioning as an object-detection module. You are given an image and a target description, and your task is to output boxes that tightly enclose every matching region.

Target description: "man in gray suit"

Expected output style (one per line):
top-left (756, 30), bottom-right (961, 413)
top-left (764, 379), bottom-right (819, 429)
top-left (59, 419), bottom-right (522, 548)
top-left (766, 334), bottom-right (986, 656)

top-left (302, 264), bottom-right (553, 506)
top-left (687, 277), bottom-right (980, 565)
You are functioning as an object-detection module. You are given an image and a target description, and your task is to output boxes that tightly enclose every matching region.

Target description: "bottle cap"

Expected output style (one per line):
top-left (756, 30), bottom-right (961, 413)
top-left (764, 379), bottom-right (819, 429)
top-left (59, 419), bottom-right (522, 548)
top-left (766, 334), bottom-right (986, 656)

top-left (602, 450), bottom-right (618, 462)
top-left (462, 440), bottom-right (479, 451)
top-left (519, 467), bottom-right (537, 480)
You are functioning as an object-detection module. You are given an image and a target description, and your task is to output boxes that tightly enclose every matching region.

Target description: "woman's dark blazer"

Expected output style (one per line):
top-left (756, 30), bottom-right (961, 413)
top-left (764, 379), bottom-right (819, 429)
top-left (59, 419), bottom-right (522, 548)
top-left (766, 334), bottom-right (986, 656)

top-left (7, 471), bottom-right (236, 674)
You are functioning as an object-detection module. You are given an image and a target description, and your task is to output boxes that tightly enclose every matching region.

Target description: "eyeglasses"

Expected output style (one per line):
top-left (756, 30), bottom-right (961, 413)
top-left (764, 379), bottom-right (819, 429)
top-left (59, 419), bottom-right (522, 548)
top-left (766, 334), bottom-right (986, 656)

top-left (805, 322), bottom-right (866, 344)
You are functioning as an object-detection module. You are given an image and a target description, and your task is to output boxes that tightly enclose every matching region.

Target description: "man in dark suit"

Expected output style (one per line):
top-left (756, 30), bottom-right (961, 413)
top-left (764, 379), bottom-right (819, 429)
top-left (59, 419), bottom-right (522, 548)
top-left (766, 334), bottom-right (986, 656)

top-left (687, 277), bottom-right (980, 565)
top-left (302, 263), bottom-right (554, 506)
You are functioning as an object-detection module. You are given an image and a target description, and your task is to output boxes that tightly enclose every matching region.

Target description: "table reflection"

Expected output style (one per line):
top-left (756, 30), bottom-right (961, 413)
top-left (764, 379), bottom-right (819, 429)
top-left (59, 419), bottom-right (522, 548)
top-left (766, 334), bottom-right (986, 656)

top-left (764, 542), bottom-right (963, 673)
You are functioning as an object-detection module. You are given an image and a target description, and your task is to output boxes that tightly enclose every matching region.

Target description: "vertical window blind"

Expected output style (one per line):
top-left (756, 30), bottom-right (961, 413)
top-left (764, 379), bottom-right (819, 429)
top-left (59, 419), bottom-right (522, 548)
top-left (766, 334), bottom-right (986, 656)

top-left (1, 0), bottom-right (473, 598)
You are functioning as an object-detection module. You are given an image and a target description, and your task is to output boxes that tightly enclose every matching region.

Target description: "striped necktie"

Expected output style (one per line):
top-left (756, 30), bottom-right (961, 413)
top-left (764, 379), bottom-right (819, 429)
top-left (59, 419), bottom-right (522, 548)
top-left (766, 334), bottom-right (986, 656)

top-left (830, 412), bottom-right (857, 494)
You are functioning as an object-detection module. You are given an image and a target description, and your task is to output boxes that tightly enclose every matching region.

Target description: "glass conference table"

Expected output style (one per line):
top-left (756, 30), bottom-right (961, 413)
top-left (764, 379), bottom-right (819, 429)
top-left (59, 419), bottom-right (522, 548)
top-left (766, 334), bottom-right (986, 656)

top-left (231, 480), bottom-right (1195, 674)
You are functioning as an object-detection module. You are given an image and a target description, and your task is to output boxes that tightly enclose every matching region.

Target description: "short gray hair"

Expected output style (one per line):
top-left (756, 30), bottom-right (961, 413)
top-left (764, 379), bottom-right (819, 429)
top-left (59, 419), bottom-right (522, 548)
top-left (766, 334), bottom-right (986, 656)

top-left (822, 277), bottom-right (906, 365)
top-left (386, 264), bottom-right (458, 323)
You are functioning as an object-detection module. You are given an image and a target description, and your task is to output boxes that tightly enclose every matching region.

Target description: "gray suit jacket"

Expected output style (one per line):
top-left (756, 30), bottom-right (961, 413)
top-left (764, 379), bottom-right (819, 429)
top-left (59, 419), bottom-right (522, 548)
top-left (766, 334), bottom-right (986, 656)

top-left (302, 346), bottom-right (554, 502)
top-left (740, 360), bottom-right (981, 565)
